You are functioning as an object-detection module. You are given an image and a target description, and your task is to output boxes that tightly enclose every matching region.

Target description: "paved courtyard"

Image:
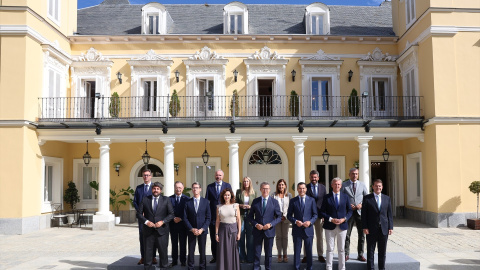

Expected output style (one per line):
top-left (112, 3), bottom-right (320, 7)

top-left (1, 218), bottom-right (479, 270)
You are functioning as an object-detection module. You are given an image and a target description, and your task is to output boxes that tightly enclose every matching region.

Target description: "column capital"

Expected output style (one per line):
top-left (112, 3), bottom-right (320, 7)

top-left (94, 138), bottom-right (111, 146)
top-left (355, 136), bottom-right (373, 144)
top-left (225, 136), bottom-right (241, 145)
top-left (160, 137), bottom-right (176, 145)
top-left (292, 136), bottom-right (308, 145)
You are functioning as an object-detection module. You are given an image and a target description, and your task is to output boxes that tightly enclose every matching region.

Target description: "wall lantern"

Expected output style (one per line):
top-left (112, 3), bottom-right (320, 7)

top-left (142, 139), bottom-right (151, 168)
top-left (116, 72), bottom-right (123, 84)
top-left (233, 69), bottom-right (238, 82)
top-left (262, 138), bottom-right (269, 163)
top-left (202, 139), bottom-right (210, 165)
top-left (322, 138), bottom-right (330, 164)
top-left (175, 70), bottom-right (180, 83)
top-left (83, 140), bottom-right (92, 166)
top-left (174, 163), bottom-right (180, 175)
top-left (113, 162), bottom-right (121, 176)
top-left (291, 69), bottom-right (296, 82)
top-left (348, 70), bottom-right (353, 82)
top-left (382, 137), bottom-right (390, 161)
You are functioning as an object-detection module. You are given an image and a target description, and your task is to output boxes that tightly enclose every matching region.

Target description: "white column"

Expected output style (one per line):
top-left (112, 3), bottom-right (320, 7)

top-left (356, 136), bottom-right (373, 190)
top-left (292, 136), bottom-right (308, 196)
top-left (161, 137), bottom-right (175, 196)
top-left (93, 138), bottom-right (115, 230)
top-left (226, 136), bottom-right (241, 192)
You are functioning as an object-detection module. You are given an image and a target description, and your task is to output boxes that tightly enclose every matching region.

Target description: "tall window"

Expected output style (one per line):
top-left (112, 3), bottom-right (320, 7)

top-left (44, 165), bottom-right (53, 202)
top-left (311, 78), bottom-right (331, 113)
top-left (193, 164), bottom-right (216, 197)
top-left (48, 0), bottom-right (60, 24)
top-left (404, 69), bottom-right (418, 117)
top-left (371, 78), bottom-right (387, 111)
top-left (143, 80), bottom-right (158, 112)
top-left (305, 3), bottom-right (330, 35)
top-left (407, 152), bottom-right (422, 207)
top-left (198, 79), bottom-right (215, 112)
top-left (141, 3), bottom-right (166, 35)
top-left (406, 0), bottom-right (416, 27)
top-left (310, 14), bottom-right (324, 35)
top-left (148, 14), bottom-right (160, 34)
top-left (229, 14), bottom-right (243, 34)
top-left (42, 157), bottom-right (63, 213)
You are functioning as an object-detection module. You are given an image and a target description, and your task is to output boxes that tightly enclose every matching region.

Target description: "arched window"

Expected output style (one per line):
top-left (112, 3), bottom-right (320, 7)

top-left (223, 2), bottom-right (248, 34)
top-left (305, 3), bottom-right (330, 35)
top-left (141, 3), bottom-right (167, 35)
top-left (248, 148), bottom-right (282, 165)
top-left (137, 164), bottom-right (164, 177)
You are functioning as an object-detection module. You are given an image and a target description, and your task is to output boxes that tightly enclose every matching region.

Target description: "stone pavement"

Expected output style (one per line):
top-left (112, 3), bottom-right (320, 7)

top-left (1, 218), bottom-right (479, 270)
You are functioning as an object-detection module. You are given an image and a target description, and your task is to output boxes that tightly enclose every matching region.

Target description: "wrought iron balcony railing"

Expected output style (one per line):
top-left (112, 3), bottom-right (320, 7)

top-left (38, 95), bottom-right (423, 122)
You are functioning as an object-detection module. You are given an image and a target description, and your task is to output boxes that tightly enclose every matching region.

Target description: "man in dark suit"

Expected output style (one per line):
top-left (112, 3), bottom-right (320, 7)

top-left (306, 170), bottom-right (327, 263)
top-left (204, 169), bottom-right (231, 263)
top-left (169, 181), bottom-right (189, 267)
top-left (320, 178), bottom-right (353, 270)
top-left (247, 182), bottom-right (282, 270)
top-left (136, 182), bottom-right (175, 270)
top-left (287, 182), bottom-right (318, 270)
top-left (133, 169), bottom-right (156, 265)
top-left (361, 179), bottom-right (393, 270)
top-left (184, 182), bottom-right (211, 270)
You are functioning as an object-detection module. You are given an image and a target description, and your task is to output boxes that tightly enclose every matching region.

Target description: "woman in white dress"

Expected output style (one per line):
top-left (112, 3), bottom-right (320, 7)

top-left (272, 179), bottom-right (292, 263)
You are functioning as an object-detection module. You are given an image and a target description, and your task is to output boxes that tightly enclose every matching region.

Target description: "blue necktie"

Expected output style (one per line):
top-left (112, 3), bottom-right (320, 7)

top-left (262, 198), bottom-right (266, 214)
top-left (194, 198), bottom-right (198, 213)
top-left (313, 185), bottom-right (317, 199)
top-left (300, 197), bottom-right (305, 212)
top-left (334, 193), bottom-right (339, 208)
top-left (216, 184), bottom-right (220, 196)
top-left (377, 195), bottom-right (381, 210)
top-left (154, 197), bottom-right (158, 212)
top-left (144, 184), bottom-right (148, 194)
top-left (176, 196), bottom-right (180, 206)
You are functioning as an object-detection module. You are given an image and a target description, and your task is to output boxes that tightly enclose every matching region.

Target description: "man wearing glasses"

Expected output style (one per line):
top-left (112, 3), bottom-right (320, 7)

top-left (133, 169), bottom-right (157, 265)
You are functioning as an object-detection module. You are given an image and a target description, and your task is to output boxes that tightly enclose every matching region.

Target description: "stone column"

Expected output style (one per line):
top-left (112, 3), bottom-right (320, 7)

top-left (93, 138), bottom-right (115, 230)
top-left (161, 137), bottom-right (175, 196)
top-left (292, 136), bottom-right (308, 196)
top-left (226, 136), bottom-right (241, 192)
top-left (356, 136), bottom-right (373, 190)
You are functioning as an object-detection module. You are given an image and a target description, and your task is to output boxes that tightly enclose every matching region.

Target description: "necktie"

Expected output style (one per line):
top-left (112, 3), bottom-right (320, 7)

top-left (334, 193), bottom-right (339, 208)
top-left (262, 198), bottom-right (266, 214)
top-left (377, 195), bottom-right (381, 210)
top-left (300, 197), bottom-right (305, 212)
top-left (177, 196), bottom-right (180, 205)
top-left (353, 182), bottom-right (356, 195)
top-left (216, 184), bottom-right (220, 195)
top-left (194, 198), bottom-right (198, 213)
top-left (144, 184), bottom-right (148, 194)
top-left (313, 185), bottom-right (317, 198)
top-left (154, 197), bottom-right (158, 212)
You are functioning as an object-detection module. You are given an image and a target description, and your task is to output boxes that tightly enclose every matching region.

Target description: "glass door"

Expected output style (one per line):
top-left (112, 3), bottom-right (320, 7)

top-left (311, 78), bottom-right (331, 117)
top-left (316, 163), bottom-right (338, 193)
top-left (197, 79), bottom-right (215, 118)
top-left (192, 163), bottom-right (216, 197)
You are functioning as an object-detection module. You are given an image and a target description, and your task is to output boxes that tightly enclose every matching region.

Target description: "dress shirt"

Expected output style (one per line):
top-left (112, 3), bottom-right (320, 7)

top-left (144, 196), bottom-right (161, 225)
top-left (328, 192), bottom-right (346, 223)
top-left (375, 193), bottom-right (381, 208)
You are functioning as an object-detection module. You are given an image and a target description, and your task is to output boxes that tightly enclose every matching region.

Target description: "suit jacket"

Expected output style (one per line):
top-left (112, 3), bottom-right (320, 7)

top-left (169, 194), bottom-right (190, 229)
top-left (183, 197), bottom-right (211, 235)
top-left (320, 192), bottom-right (352, 231)
top-left (306, 183), bottom-right (327, 210)
top-left (247, 196), bottom-right (282, 238)
top-left (205, 181), bottom-right (232, 225)
top-left (361, 193), bottom-right (393, 236)
top-left (235, 188), bottom-right (257, 219)
top-left (341, 180), bottom-right (368, 215)
top-left (287, 195), bottom-right (318, 237)
top-left (133, 183), bottom-right (152, 211)
top-left (136, 194), bottom-right (175, 236)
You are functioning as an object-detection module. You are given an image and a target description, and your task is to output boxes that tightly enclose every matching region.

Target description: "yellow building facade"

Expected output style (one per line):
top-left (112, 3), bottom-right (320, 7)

top-left (0, 0), bottom-right (479, 234)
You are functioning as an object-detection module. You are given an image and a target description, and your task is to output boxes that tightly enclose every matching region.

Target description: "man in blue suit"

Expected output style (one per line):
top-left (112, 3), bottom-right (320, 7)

top-left (361, 179), bottom-right (393, 270)
top-left (133, 168), bottom-right (156, 265)
top-left (204, 169), bottom-right (231, 263)
top-left (306, 170), bottom-right (327, 263)
top-left (247, 182), bottom-right (282, 270)
top-left (184, 182), bottom-right (211, 270)
top-left (287, 182), bottom-right (318, 270)
top-left (169, 181), bottom-right (189, 267)
top-left (320, 178), bottom-right (353, 270)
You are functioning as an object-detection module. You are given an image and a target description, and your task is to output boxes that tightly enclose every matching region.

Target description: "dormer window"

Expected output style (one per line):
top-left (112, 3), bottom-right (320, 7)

top-left (142, 3), bottom-right (167, 35)
top-left (305, 3), bottom-right (330, 35)
top-left (224, 2), bottom-right (248, 34)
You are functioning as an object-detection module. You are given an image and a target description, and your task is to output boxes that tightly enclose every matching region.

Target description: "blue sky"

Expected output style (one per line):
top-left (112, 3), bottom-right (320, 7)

top-left (78, 0), bottom-right (386, 9)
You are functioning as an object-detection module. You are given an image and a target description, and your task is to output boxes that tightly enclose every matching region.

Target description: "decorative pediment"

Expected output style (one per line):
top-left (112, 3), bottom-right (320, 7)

top-left (76, 47), bottom-right (109, 62)
top-left (248, 46), bottom-right (284, 60)
top-left (133, 49), bottom-right (171, 61)
top-left (360, 47), bottom-right (396, 62)
top-left (189, 46), bottom-right (224, 60)
top-left (301, 49), bottom-right (337, 61)
top-left (128, 50), bottom-right (173, 67)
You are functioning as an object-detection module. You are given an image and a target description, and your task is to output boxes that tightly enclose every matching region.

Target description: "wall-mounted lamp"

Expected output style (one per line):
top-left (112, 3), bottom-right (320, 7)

top-left (382, 137), bottom-right (390, 161)
top-left (202, 139), bottom-right (210, 165)
top-left (113, 162), bottom-right (122, 176)
top-left (322, 138), bottom-right (330, 164)
top-left (175, 70), bottom-right (180, 83)
top-left (233, 69), bottom-right (238, 82)
top-left (262, 138), bottom-right (269, 163)
top-left (348, 70), bottom-right (353, 82)
top-left (83, 140), bottom-right (92, 166)
top-left (174, 163), bottom-right (180, 175)
top-left (116, 72), bottom-right (123, 84)
top-left (291, 69), bottom-right (296, 82)
top-left (142, 140), bottom-right (151, 168)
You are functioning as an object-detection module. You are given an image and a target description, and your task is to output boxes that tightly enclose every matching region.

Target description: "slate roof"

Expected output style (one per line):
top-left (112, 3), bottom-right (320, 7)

top-left (77, 1), bottom-right (394, 36)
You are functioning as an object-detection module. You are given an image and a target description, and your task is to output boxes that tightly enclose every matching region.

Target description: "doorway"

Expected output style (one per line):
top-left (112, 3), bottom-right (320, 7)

top-left (257, 79), bottom-right (273, 117)
top-left (84, 81), bottom-right (96, 118)
top-left (371, 161), bottom-right (395, 215)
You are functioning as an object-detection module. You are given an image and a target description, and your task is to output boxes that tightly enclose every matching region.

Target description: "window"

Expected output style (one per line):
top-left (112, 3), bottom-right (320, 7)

top-left (143, 80), bottom-right (158, 112)
top-left (198, 79), bottom-right (215, 112)
top-left (186, 157), bottom-right (221, 196)
top-left (148, 15), bottom-right (160, 35)
top-left (73, 159), bottom-right (99, 209)
top-left (406, 152), bottom-right (422, 207)
top-left (141, 3), bottom-right (167, 35)
top-left (43, 67), bottom-right (64, 119)
top-left (398, 45), bottom-right (419, 117)
top-left (311, 78), bottom-right (330, 112)
top-left (311, 156), bottom-right (345, 193)
top-left (42, 157), bottom-right (63, 213)
top-left (405, 0), bottom-right (416, 27)
top-left (48, 0), bottom-right (60, 24)
top-left (224, 2), bottom-right (248, 34)
top-left (372, 78), bottom-right (387, 111)
top-left (249, 149), bottom-right (282, 165)
top-left (305, 3), bottom-right (330, 35)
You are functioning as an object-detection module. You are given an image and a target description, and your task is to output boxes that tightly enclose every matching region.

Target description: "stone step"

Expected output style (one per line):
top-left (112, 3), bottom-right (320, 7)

top-left (108, 253), bottom-right (419, 270)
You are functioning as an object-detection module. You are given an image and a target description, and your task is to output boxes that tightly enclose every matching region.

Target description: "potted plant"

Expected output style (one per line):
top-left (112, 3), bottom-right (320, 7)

top-left (89, 181), bottom-right (134, 224)
top-left (289, 90), bottom-right (299, 117)
top-left (348, 88), bottom-right (360, 117)
top-left (467, 181), bottom-right (480, 230)
top-left (230, 89), bottom-right (239, 117)
top-left (169, 89), bottom-right (181, 117)
top-left (63, 181), bottom-right (80, 224)
top-left (109, 92), bottom-right (121, 118)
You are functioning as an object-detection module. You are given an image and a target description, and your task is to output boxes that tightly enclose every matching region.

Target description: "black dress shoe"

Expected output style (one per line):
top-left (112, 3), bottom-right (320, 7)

top-left (181, 262), bottom-right (186, 267)
top-left (318, 256), bottom-right (326, 263)
top-left (301, 257), bottom-right (307, 263)
top-left (209, 258), bottom-right (216, 263)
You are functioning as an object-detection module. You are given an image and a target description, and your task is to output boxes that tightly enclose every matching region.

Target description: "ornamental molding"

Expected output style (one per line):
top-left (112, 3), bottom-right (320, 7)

top-left (302, 66), bottom-right (338, 73)
top-left (361, 66), bottom-right (397, 75)
top-left (44, 51), bottom-right (69, 72)
top-left (188, 65), bottom-right (223, 74)
top-left (70, 66), bottom-right (110, 76)
top-left (41, 40), bottom-right (72, 68)
top-left (360, 47), bottom-right (396, 62)
top-left (189, 46), bottom-right (224, 60)
top-left (248, 65), bottom-right (284, 73)
top-left (248, 46), bottom-right (284, 60)
top-left (397, 46), bottom-right (418, 73)
top-left (133, 49), bottom-right (171, 61)
top-left (76, 47), bottom-right (109, 62)
top-left (127, 49), bottom-right (174, 67)
top-left (301, 49), bottom-right (338, 61)
top-left (131, 66), bottom-right (169, 76)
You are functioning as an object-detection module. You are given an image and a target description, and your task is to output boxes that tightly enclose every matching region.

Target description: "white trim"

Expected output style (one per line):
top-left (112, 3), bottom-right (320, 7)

top-left (406, 152), bottom-right (423, 208)
top-left (424, 117), bottom-right (480, 126)
top-left (47, 0), bottom-right (61, 27)
top-left (369, 155), bottom-right (404, 215)
top-left (0, 25), bottom-right (49, 44)
top-left (242, 141), bottom-right (289, 186)
top-left (310, 156), bottom-right (345, 194)
top-left (41, 156), bottom-right (64, 213)
top-left (0, 120), bottom-right (36, 128)
top-left (73, 158), bottom-right (100, 210)
top-left (405, 0), bottom-right (416, 29)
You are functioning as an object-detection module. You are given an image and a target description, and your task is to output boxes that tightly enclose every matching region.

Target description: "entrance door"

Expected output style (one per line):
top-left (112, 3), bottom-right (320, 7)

top-left (258, 79), bottom-right (273, 117)
top-left (135, 164), bottom-right (164, 189)
top-left (247, 148), bottom-right (283, 191)
top-left (371, 161), bottom-right (396, 216)
top-left (142, 80), bottom-right (159, 117)
top-left (83, 81), bottom-right (96, 118)
top-left (191, 163), bottom-right (216, 197)
top-left (197, 79), bottom-right (215, 118)
top-left (316, 163), bottom-right (338, 193)
top-left (311, 78), bottom-right (331, 116)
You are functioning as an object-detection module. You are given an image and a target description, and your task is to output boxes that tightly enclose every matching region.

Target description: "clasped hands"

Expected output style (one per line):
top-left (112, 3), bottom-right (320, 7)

top-left (255, 223), bottom-right (272, 230)
top-left (146, 220), bottom-right (164, 228)
top-left (330, 218), bottom-right (345, 225)
top-left (295, 220), bottom-right (312, 228)
top-left (351, 203), bottom-right (362, 210)
top-left (190, 228), bottom-right (204, 236)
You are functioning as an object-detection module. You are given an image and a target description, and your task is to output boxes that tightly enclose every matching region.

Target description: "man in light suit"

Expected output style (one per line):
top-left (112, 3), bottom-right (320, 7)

top-left (305, 170), bottom-right (327, 263)
top-left (361, 179), bottom-right (393, 270)
top-left (287, 182), bottom-right (318, 270)
top-left (341, 167), bottom-right (368, 261)
top-left (184, 182), bottom-right (211, 270)
top-left (320, 178), bottom-right (353, 270)
top-left (204, 169), bottom-right (231, 263)
top-left (247, 182), bottom-right (282, 270)
top-left (169, 181), bottom-right (189, 267)
top-left (133, 168), bottom-right (156, 265)
top-left (137, 182), bottom-right (175, 270)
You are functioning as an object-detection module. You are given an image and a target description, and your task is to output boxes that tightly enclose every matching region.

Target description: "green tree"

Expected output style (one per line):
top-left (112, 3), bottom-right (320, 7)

top-left (109, 92), bottom-right (121, 117)
top-left (469, 181), bottom-right (480, 219)
top-left (230, 89), bottom-right (239, 117)
top-left (169, 89), bottom-right (181, 117)
top-left (289, 90), bottom-right (299, 117)
top-left (348, 88), bottom-right (360, 116)
top-left (63, 181), bottom-right (80, 211)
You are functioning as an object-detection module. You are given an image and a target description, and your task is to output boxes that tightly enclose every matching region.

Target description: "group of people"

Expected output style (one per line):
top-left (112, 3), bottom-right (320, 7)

top-left (134, 167), bottom-right (393, 270)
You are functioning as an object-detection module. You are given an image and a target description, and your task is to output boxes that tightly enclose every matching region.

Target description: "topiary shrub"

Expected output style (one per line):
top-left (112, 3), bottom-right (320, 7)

top-left (348, 88), bottom-right (360, 116)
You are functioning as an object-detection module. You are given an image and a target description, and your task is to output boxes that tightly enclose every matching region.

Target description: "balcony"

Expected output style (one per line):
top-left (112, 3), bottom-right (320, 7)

top-left (37, 95), bottom-right (424, 129)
